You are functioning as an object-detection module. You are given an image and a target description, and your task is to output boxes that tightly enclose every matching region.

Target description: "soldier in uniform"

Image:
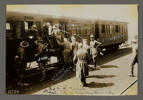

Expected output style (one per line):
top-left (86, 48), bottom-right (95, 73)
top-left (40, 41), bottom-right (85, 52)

top-left (129, 48), bottom-right (138, 77)
top-left (90, 34), bottom-right (101, 68)
top-left (82, 39), bottom-right (90, 76)
top-left (71, 36), bottom-right (79, 71)
top-left (73, 43), bottom-right (90, 87)
top-left (53, 24), bottom-right (64, 46)
top-left (26, 24), bottom-right (38, 60)
top-left (52, 25), bottom-right (64, 63)
top-left (27, 24), bottom-right (38, 39)
top-left (129, 36), bottom-right (138, 77)
top-left (35, 37), bottom-right (49, 81)
top-left (52, 24), bottom-right (60, 36)
top-left (42, 22), bottom-right (53, 40)
top-left (82, 39), bottom-right (90, 54)
top-left (62, 36), bottom-right (72, 69)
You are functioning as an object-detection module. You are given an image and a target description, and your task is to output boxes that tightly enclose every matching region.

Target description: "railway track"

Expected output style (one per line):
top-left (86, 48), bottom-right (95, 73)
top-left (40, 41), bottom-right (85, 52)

top-left (120, 80), bottom-right (138, 95)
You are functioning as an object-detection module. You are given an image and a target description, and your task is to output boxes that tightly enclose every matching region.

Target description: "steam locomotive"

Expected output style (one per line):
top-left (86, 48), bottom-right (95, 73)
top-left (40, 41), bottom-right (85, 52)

top-left (6, 11), bottom-right (128, 84)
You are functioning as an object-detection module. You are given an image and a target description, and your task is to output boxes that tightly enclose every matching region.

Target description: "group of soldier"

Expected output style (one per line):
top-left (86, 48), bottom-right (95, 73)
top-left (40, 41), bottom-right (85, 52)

top-left (53, 32), bottom-right (102, 87)
top-left (42, 22), bottom-right (102, 86)
top-left (16, 22), bottom-right (102, 86)
top-left (16, 22), bottom-right (138, 87)
top-left (72, 35), bottom-right (101, 86)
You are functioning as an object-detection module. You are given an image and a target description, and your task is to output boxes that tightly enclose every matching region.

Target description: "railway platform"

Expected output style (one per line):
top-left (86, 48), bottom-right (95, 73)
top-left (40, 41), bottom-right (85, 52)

top-left (32, 46), bottom-right (138, 95)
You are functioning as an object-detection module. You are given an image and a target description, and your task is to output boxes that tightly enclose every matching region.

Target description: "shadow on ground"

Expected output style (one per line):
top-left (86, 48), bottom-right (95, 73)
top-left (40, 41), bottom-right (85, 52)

top-left (86, 82), bottom-right (114, 88)
top-left (88, 67), bottom-right (101, 71)
top-left (87, 75), bottom-right (116, 79)
top-left (19, 67), bottom-right (76, 94)
top-left (100, 65), bottom-right (119, 68)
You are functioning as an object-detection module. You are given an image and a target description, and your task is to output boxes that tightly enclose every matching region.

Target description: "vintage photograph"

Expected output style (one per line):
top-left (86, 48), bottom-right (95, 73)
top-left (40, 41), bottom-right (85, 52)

top-left (6, 5), bottom-right (138, 95)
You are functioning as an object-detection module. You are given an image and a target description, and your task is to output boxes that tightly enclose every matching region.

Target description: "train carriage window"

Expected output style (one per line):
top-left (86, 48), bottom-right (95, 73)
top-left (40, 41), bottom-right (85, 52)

top-left (112, 25), bottom-right (115, 33)
top-left (6, 22), bottom-right (14, 33)
top-left (24, 21), bottom-right (34, 32)
top-left (119, 25), bottom-right (121, 33)
top-left (115, 25), bottom-right (119, 33)
top-left (124, 25), bottom-right (127, 33)
top-left (91, 24), bottom-right (94, 33)
top-left (122, 25), bottom-right (125, 33)
top-left (6, 23), bottom-right (11, 30)
top-left (101, 24), bottom-right (105, 33)
top-left (95, 23), bottom-right (99, 39)
top-left (120, 25), bottom-right (123, 33)
top-left (106, 25), bottom-right (108, 33)
top-left (108, 25), bottom-right (110, 33)
top-left (110, 25), bottom-right (113, 33)
top-left (105, 25), bottom-right (107, 33)
top-left (6, 22), bottom-right (13, 38)
top-left (124, 25), bottom-right (126, 33)
top-left (106, 25), bottom-right (109, 33)
top-left (35, 21), bottom-right (41, 34)
top-left (24, 22), bottom-right (29, 30)
top-left (6, 21), bottom-right (17, 39)
top-left (113, 25), bottom-right (116, 33)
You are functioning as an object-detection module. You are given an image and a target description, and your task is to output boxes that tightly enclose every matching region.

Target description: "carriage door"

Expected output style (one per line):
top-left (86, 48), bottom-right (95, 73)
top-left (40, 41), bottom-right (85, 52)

top-left (15, 21), bottom-right (24, 39)
top-left (24, 21), bottom-right (34, 33)
top-left (95, 23), bottom-right (99, 40)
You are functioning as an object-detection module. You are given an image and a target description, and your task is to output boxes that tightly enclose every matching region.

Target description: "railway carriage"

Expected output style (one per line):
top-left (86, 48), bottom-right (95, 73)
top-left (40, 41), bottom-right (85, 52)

top-left (64, 18), bottom-right (128, 50)
top-left (6, 11), bottom-right (128, 84)
top-left (6, 12), bottom-right (65, 83)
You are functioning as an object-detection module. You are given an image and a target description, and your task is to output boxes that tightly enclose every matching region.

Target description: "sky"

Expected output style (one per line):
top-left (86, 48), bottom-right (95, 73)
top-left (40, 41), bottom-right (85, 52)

top-left (7, 5), bottom-right (138, 42)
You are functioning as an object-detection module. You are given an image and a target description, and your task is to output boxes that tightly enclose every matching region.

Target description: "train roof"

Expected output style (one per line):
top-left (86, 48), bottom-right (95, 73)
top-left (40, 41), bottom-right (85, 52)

top-left (6, 11), bottom-right (128, 25)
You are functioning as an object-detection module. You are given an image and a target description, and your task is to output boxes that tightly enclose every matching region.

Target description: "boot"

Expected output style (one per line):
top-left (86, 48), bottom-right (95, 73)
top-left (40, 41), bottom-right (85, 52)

top-left (128, 65), bottom-right (135, 77)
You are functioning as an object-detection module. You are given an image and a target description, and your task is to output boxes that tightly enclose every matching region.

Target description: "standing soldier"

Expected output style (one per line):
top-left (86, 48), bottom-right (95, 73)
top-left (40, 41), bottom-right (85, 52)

top-left (35, 37), bottom-right (49, 81)
top-left (82, 39), bottom-right (90, 54)
top-left (73, 43), bottom-right (90, 87)
top-left (26, 24), bottom-right (38, 60)
top-left (27, 24), bottom-right (38, 40)
top-left (129, 36), bottom-right (138, 77)
top-left (63, 36), bottom-right (72, 69)
top-left (52, 24), bottom-right (61, 36)
top-left (42, 22), bottom-right (53, 40)
top-left (52, 25), bottom-right (64, 63)
top-left (82, 39), bottom-right (90, 76)
top-left (129, 48), bottom-right (138, 77)
top-left (53, 24), bottom-right (64, 46)
top-left (71, 36), bottom-right (79, 71)
top-left (90, 34), bottom-right (101, 69)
